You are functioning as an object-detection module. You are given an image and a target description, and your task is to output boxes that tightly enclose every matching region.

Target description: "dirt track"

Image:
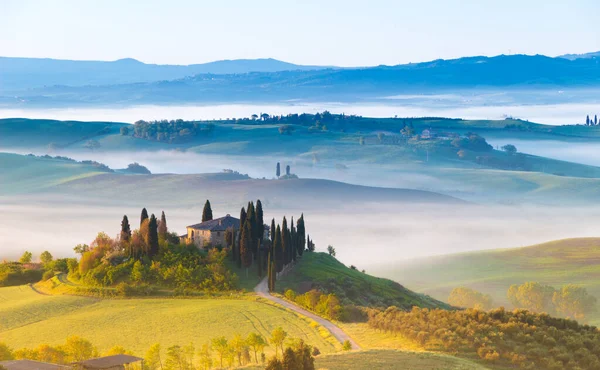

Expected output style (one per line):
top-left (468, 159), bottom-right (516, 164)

top-left (254, 276), bottom-right (360, 350)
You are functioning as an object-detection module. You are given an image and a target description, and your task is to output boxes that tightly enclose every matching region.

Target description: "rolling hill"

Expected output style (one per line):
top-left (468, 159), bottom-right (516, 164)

top-left (275, 252), bottom-right (450, 310)
top-left (377, 237), bottom-right (600, 324)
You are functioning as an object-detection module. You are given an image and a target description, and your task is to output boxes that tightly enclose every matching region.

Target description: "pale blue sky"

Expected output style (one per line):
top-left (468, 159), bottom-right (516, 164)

top-left (1, 0), bottom-right (598, 66)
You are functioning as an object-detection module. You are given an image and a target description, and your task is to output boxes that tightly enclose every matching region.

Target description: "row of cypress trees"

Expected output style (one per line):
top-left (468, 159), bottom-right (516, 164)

top-left (227, 199), bottom-right (309, 291)
top-left (119, 208), bottom-right (168, 259)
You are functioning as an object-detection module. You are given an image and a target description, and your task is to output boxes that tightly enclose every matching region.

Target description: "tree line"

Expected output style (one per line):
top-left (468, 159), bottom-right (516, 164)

top-left (448, 282), bottom-right (597, 322)
top-left (0, 327), bottom-right (318, 370)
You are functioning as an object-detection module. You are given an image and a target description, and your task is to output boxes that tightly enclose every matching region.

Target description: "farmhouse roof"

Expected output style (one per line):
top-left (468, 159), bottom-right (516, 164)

top-left (72, 355), bottom-right (143, 369)
top-left (187, 214), bottom-right (240, 231)
top-left (0, 360), bottom-right (67, 370)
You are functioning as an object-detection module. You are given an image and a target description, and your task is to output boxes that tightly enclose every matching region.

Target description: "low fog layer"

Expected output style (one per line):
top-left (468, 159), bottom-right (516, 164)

top-left (488, 138), bottom-right (600, 167)
top-left (2, 194), bottom-right (600, 273)
top-left (0, 100), bottom-right (598, 125)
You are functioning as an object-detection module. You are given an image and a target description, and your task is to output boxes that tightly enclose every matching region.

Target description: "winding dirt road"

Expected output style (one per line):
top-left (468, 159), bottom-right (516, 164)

top-left (254, 277), bottom-right (360, 350)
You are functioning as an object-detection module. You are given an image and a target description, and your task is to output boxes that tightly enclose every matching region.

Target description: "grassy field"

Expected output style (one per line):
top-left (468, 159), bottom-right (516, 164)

top-left (379, 237), bottom-right (600, 324)
top-left (0, 285), bottom-right (337, 356)
top-left (276, 252), bottom-right (450, 310)
top-left (313, 349), bottom-right (491, 370)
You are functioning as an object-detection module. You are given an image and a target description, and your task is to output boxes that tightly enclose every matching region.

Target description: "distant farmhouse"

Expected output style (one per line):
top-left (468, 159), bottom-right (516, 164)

top-left (180, 214), bottom-right (269, 248)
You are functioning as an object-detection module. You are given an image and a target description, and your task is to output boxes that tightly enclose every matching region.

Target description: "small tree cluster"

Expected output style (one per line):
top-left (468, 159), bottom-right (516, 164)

top-left (585, 114), bottom-right (599, 126)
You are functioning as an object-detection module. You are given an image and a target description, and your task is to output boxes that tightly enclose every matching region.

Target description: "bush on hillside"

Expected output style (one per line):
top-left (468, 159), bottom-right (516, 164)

top-left (0, 263), bottom-right (43, 287)
top-left (368, 306), bottom-right (600, 369)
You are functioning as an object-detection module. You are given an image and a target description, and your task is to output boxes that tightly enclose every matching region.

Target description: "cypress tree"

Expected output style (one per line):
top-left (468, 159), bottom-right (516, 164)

top-left (148, 214), bottom-right (159, 258)
top-left (286, 165), bottom-right (290, 176)
top-left (257, 241), bottom-right (262, 278)
top-left (267, 251), bottom-right (272, 291)
top-left (256, 199), bottom-right (264, 242)
top-left (596, 115), bottom-right (598, 126)
top-left (246, 202), bottom-right (258, 258)
top-left (296, 214), bottom-right (306, 257)
top-left (240, 220), bottom-right (253, 277)
top-left (586, 115), bottom-right (590, 125)
top-left (276, 162), bottom-right (281, 178)
top-left (202, 200), bottom-right (213, 222)
top-left (271, 218), bottom-right (276, 244)
top-left (120, 215), bottom-right (131, 243)
top-left (158, 211), bottom-right (168, 240)
top-left (290, 217), bottom-right (297, 262)
top-left (274, 225), bottom-right (283, 273)
top-left (240, 207), bottom-right (247, 230)
top-left (140, 208), bottom-right (149, 227)
top-left (282, 217), bottom-right (289, 265)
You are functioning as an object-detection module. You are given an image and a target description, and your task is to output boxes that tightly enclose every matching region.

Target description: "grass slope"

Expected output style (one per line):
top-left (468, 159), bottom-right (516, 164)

top-left (379, 237), bottom-right (600, 324)
top-left (0, 118), bottom-right (126, 149)
top-left (0, 285), bottom-right (337, 355)
top-left (276, 252), bottom-right (450, 310)
top-left (313, 349), bottom-right (491, 370)
top-left (0, 152), bottom-right (107, 194)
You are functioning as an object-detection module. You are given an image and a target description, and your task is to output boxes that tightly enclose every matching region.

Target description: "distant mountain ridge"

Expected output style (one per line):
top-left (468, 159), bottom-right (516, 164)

top-left (559, 51), bottom-right (600, 60)
top-left (2, 53), bottom-right (600, 105)
top-left (0, 56), bottom-right (328, 91)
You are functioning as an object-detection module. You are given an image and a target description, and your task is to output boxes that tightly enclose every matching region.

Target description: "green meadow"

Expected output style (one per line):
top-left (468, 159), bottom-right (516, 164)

top-left (0, 285), bottom-right (337, 356)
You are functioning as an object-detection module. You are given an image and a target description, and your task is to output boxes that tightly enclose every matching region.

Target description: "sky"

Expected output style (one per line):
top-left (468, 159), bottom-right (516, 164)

top-left (1, 0), bottom-right (599, 67)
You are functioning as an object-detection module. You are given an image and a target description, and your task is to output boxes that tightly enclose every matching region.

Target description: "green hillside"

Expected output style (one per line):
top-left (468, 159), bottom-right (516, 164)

top-left (379, 237), bottom-right (600, 324)
top-left (0, 152), bottom-right (109, 194)
top-left (0, 118), bottom-right (126, 149)
top-left (276, 252), bottom-right (451, 310)
top-left (0, 285), bottom-right (337, 355)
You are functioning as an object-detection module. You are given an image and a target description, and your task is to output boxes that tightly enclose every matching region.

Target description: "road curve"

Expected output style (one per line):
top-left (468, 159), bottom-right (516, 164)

top-left (254, 277), bottom-right (360, 350)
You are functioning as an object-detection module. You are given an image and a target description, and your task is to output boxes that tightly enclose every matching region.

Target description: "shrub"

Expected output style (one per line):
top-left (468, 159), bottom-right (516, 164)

top-left (42, 270), bottom-right (55, 281)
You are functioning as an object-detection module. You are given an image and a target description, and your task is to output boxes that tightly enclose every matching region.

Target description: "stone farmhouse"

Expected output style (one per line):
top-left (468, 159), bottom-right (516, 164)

top-left (180, 214), bottom-right (270, 248)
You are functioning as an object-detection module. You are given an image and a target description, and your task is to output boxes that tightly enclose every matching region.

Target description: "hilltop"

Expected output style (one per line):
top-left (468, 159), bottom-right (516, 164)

top-left (378, 237), bottom-right (600, 324)
top-left (275, 252), bottom-right (450, 310)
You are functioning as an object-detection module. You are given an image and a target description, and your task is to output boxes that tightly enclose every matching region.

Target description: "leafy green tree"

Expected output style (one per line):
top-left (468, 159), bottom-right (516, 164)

top-left (552, 284), bottom-right (598, 321)
top-left (202, 200), bottom-right (213, 222)
top-left (140, 208), bottom-right (149, 227)
top-left (247, 332), bottom-right (268, 363)
top-left (120, 126), bottom-right (130, 136)
top-left (211, 337), bottom-right (228, 369)
top-left (164, 345), bottom-right (185, 370)
top-left (507, 282), bottom-right (555, 313)
top-left (144, 343), bottom-right (163, 370)
top-left (63, 336), bottom-right (97, 362)
top-left (501, 144), bottom-right (517, 155)
top-left (342, 340), bottom-right (352, 351)
top-left (0, 343), bottom-right (14, 361)
top-left (40, 251), bottom-right (53, 265)
top-left (448, 287), bottom-right (494, 310)
top-left (147, 214), bottom-right (159, 258)
top-left (282, 347), bottom-right (299, 369)
top-left (19, 251), bottom-right (32, 264)
top-left (73, 244), bottom-right (90, 256)
top-left (327, 245), bottom-right (336, 257)
top-left (270, 327), bottom-right (287, 358)
top-left (197, 343), bottom-right (212, 370)
top-left (158, 211), bottom-right (168, 241)
top-left (230, 333), bottom-right (248, 366)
